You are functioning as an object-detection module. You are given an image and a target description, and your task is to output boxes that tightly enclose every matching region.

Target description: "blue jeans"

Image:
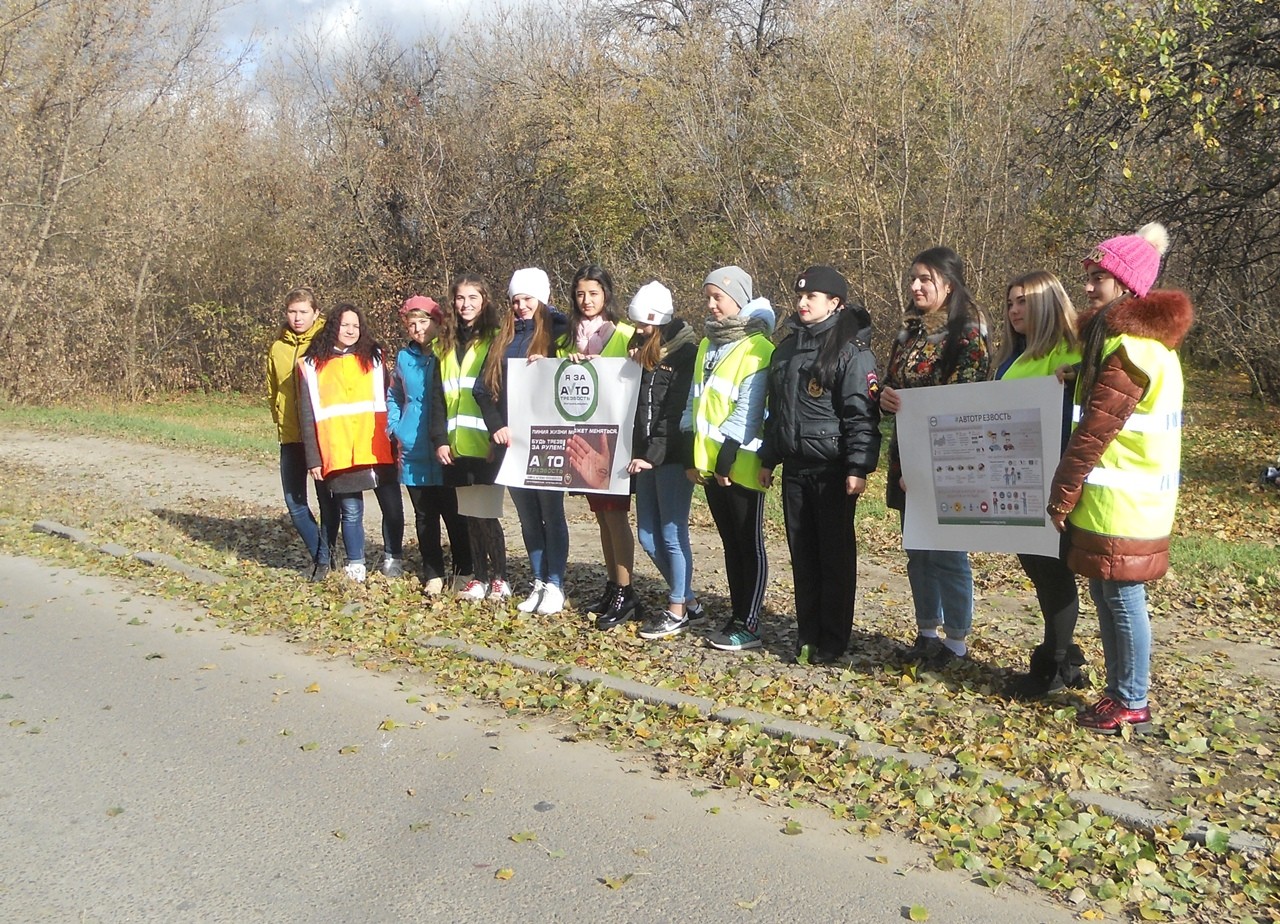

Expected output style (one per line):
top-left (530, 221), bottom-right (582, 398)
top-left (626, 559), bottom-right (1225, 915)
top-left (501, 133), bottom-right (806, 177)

top-left (280, 443), bottom-right (337, 566)
top-left (335, 481), bottom-right (405, 565)
top-left (634, 464), bottom-right (695, 605)
top-left (508, 487), bottom-right (569, 588)
top-left (905, 548), bottom-right (973, 640)
top-left (1089, 579), bottom-right (1151, 708)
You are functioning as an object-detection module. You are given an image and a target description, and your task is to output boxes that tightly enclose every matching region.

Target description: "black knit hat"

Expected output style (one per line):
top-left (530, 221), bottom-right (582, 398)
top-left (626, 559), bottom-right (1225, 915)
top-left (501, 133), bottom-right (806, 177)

top-left (795, 265), bottom-right (847, 303)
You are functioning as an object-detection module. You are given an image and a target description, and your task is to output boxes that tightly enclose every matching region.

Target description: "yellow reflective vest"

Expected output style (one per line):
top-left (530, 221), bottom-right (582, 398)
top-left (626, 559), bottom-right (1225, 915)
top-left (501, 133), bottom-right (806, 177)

top-left (1069, 334), bottom-right (1183, 540)
top-left (557, 321), bottom-right (636, 358)
top-left (1001, 340), bottom-right (1082, 382)
top-left (438, 334), bottom-right (494, 459)
top-left (689, 335), bottom-right (774, 491)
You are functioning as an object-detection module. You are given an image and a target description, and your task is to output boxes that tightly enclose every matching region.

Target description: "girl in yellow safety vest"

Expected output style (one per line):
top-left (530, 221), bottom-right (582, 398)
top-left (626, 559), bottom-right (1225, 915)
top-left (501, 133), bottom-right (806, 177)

top-left (992, 271), bottom-right (1085, 698)
top-left (681, 265), bottom-right (776, 652)
top-left (559, 264), bottom-right (640, 630)
top-left (1047, 223), bottom-right (1193, 735)
top-left (433, 274), bottom-right (510, 602)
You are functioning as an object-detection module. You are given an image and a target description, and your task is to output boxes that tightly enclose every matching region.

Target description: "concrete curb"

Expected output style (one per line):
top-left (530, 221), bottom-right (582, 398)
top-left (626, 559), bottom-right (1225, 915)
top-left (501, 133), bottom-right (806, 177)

top-left (133, 550), bottom-right (227, 584)
top-left (32, 521), bottom-right (225, 584)
top-left (23, 519), bottom-right (1275, 857)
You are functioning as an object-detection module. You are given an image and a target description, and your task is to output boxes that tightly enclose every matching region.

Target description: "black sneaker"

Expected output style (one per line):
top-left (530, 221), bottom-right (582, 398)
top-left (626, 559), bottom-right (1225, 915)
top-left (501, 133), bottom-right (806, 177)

top-left (685, 599), bottom-right (707, 624)
top-left (923, 644), bottom-right (966, 671)
top-left (638, 610), bottom-right (689, 639)
top-left (901, 634), bottom-right (944, 662)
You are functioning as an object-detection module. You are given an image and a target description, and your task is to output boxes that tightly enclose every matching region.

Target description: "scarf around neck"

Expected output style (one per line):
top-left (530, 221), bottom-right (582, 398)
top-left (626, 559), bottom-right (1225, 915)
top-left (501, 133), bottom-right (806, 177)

top-left (705, 314), bottom-right (767, 347)
top-left (576, 314), bottom-right (613, 354)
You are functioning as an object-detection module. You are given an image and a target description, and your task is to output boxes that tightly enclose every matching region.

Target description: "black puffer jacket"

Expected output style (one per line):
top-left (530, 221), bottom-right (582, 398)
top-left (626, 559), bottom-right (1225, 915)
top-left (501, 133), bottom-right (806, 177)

top-left (631, 319), bottom-right (699, 467)
top-left (760, 308), bottom-right (882, 477)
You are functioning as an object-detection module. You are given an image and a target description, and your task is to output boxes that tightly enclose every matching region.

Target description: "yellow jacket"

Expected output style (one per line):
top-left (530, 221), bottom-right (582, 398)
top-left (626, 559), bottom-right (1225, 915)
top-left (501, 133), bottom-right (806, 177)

top-left (266, 319), bottom-right (324, 444)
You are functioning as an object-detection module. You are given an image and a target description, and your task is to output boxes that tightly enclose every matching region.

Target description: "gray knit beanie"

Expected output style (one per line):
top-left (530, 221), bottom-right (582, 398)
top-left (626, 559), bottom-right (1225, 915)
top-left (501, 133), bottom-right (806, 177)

top-left (704, 266), bottom-right (753, 310)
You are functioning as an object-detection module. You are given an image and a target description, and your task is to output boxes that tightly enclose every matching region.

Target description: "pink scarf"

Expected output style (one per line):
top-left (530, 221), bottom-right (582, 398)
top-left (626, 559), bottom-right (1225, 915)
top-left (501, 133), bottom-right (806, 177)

top-left (575, 315), bottom-right (614, 355)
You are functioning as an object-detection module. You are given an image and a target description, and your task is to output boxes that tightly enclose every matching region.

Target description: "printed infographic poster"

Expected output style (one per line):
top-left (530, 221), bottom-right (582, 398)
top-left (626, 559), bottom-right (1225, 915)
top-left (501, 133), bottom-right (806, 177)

top-left (897, 376), bottom-right (1065, 556)
top-left (498, 357), bottom-right (640, 496)
top-left (929, 407), bottom-right (1045, 526)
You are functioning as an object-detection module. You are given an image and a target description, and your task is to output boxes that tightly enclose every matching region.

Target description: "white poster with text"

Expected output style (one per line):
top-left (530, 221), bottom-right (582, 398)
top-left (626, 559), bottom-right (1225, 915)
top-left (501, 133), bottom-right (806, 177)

top-left (497, 357), bottom-right (641, 496)
top-left (897, 376), bottom-right (1065, 556)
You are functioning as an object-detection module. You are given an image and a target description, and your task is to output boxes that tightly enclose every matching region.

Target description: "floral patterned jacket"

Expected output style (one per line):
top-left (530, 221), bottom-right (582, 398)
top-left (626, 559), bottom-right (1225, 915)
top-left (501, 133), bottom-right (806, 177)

top-left (884, 307), bottom-right (989, 511)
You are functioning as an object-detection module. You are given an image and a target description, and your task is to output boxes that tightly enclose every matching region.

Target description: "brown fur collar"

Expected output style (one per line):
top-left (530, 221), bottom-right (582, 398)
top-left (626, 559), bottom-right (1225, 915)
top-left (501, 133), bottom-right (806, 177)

top-left (1076, 289), bottom-right (1194, 350)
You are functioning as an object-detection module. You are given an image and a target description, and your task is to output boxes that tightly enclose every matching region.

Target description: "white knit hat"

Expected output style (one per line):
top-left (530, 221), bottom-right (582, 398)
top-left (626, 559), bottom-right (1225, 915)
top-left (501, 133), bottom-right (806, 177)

top-left (628, 281), bottom-right (674, 326)
top-left (508, 267), bottom-right (551, 305)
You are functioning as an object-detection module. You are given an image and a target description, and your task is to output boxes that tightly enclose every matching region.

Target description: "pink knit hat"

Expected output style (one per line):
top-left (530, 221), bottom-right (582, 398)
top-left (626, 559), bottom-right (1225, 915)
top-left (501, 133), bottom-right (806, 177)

top-left (400, 295), bottom-right (442, 320)
top-left (1083, 222), bottom-right (1169, 298)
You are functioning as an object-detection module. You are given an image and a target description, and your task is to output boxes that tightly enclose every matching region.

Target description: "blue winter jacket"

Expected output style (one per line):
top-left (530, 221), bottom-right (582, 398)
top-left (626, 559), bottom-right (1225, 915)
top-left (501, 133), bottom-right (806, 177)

top-left (387, 341), bottom-right (447, 487)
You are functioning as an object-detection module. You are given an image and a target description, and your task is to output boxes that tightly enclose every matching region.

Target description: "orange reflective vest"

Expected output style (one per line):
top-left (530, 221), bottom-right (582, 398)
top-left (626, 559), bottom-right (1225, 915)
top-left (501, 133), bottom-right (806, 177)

top-left (297, 354), bottom-right (393, 478)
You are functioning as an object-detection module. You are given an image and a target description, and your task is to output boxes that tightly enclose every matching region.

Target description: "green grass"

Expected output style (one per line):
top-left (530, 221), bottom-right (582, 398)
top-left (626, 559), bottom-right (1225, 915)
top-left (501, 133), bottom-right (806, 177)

top-left (1169, 536), bottom-right (1280, 584)
top-left (2, 382), bottom-right (1276, 583)
top-left (0, 393), bottom-right (275, 461)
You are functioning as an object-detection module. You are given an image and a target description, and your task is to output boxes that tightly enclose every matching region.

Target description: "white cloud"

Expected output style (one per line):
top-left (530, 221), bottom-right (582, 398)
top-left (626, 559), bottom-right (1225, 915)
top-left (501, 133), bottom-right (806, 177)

top-left (216, 0), bottom-right (475, 60)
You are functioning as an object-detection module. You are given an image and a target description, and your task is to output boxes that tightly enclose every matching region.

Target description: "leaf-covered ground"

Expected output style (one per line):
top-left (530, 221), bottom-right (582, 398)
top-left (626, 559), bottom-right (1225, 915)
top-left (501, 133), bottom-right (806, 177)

top-left (2, 376), bottom-right (1278, 922)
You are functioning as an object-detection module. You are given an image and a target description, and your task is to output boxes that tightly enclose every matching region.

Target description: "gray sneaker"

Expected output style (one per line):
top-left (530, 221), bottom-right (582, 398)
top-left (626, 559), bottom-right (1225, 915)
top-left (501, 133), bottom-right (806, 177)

top-left (380, 557), bottom-right (404, 578)
top-left (639, 610), bottom-right (689, 640)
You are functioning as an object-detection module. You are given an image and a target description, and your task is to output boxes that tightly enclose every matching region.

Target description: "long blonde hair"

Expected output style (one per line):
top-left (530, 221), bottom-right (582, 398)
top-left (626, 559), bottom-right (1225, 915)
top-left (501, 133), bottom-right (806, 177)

top-left (992, 270), bottom-right (1080, 374)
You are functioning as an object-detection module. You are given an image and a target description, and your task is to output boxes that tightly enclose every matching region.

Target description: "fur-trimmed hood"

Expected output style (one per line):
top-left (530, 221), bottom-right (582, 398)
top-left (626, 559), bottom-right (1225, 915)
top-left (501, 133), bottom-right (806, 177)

top-left (1077, 288), bottom-right (1194, 350)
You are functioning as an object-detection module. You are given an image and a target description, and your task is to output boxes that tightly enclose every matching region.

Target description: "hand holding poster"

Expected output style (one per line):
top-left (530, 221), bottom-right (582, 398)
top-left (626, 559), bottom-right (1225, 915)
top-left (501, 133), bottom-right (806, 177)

top-left (896, 376), bottom-right (1065, 556)
top-left (497, 356), bottom-right (641, 495)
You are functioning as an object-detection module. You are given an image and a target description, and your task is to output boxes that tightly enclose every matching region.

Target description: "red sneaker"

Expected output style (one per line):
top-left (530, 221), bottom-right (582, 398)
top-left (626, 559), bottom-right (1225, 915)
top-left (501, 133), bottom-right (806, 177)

top-left (1076, 697), bottom-right (1152, 735)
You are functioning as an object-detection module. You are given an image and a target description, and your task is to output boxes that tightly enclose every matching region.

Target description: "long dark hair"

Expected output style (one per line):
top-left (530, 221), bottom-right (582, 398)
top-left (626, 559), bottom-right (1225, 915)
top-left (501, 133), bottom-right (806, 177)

top-left (811, 302), bottom-right (872, 390)
top-left (1077, 293), bottom-right (1128, 400)
top-left (563, 264), bottom-right (621, 349)
top-left (303, 303), bottom-right (382, 371)
top-left (439, 273), bottom-right (501, 357)
top-left (908, 246), bottom-right (987, 383)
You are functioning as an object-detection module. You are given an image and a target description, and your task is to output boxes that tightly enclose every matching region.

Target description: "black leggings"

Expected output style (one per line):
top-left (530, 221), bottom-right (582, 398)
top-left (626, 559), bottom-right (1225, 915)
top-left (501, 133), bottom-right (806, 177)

top-left (406, 485), bottom-right (473, 580)
top-left (1016, 551), bottom-right (1080, 654)
top-left (465, 516), bottom-right (506, 584)
top-left (704, 480), bottom-right (767, 632)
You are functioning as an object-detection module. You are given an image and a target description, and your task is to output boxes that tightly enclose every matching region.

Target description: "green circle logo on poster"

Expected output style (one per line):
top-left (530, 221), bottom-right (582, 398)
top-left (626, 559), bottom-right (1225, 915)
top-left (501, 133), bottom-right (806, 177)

top-left (554, 359), bottom-right (599, 421)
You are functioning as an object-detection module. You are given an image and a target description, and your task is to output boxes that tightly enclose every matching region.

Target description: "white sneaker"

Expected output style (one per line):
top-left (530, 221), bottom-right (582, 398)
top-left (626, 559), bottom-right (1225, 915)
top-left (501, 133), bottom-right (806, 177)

top-left (451, 574), bottom-right (474, 593)
top-left (535, 582), bottom-right (565, 616)
top-left (456, 578), bottom-right (486, 601)
top-left (344, 561), bottom-right (367, 583)
top-left (516, 580), bottom-right (545, 613)
top-left (487, 579), bottom-right (512, 602)
top-left (423, 577), bottom-right (444, 596)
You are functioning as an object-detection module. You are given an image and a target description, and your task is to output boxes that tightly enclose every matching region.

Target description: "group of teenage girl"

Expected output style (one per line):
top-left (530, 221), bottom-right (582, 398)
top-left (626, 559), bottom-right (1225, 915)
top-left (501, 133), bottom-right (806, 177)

top-left (269, 226), bottom-right (1191, 736)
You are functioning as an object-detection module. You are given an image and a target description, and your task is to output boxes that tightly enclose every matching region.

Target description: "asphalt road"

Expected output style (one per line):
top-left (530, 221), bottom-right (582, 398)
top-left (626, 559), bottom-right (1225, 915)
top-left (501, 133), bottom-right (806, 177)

top-left (0, 555), bottom-right (1074, 923)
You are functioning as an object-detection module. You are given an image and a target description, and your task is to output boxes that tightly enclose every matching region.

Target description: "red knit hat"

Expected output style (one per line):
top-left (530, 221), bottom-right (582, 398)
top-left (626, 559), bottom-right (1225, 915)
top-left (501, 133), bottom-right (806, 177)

top-left (1083, 222), bottom-right (1169, 298)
